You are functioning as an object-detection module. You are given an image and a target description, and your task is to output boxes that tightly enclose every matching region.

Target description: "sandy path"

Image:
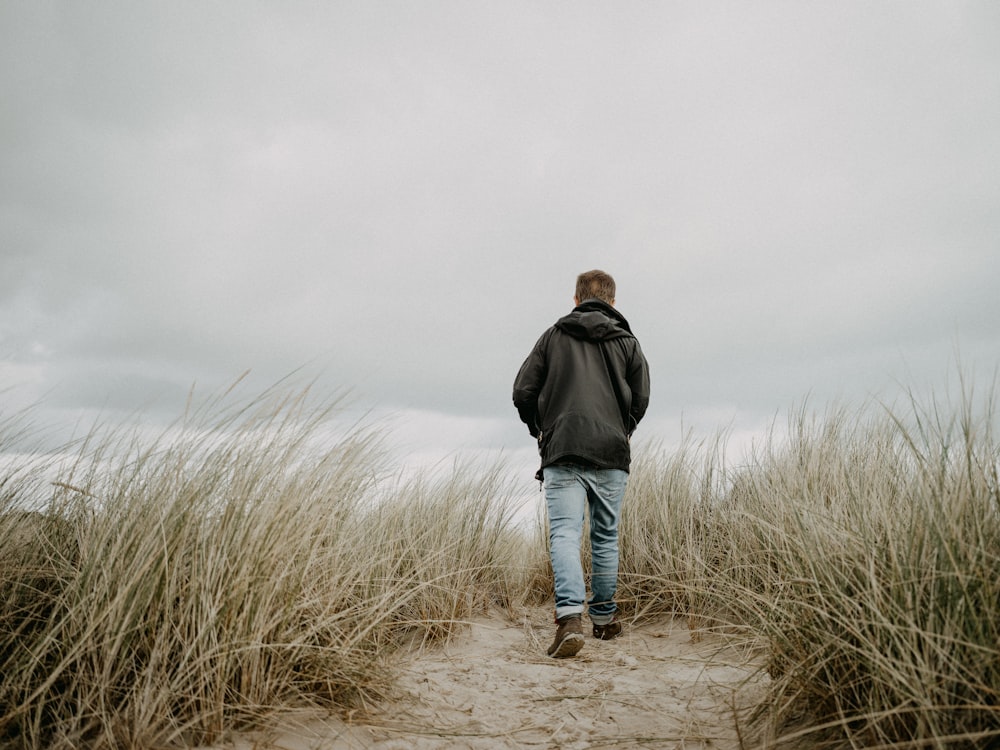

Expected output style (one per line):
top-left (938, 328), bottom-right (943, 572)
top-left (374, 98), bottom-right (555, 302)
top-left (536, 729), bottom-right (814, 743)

top-left (220, 606), bottom-right (768, 749)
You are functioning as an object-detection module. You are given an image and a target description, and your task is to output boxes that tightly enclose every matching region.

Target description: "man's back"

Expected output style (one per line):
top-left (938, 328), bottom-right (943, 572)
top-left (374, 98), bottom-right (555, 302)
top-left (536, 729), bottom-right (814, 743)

top-left (513, 298), bottom-right (650, 474)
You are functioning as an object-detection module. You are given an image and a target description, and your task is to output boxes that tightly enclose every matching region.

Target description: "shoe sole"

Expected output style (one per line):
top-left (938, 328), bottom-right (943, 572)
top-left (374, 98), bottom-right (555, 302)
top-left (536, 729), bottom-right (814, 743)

top-left (548, 632), bottom-right (584, 658)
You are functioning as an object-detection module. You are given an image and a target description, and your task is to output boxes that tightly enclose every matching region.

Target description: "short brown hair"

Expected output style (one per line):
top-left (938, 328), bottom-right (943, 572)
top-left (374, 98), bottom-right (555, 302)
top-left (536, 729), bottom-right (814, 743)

top-left (575, 270), bottom-right (616, 304)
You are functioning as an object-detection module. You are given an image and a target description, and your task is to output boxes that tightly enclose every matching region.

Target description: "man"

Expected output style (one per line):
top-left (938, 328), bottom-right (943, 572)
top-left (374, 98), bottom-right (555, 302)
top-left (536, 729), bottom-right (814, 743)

top-left (513, 270), bottom-right (650, 658)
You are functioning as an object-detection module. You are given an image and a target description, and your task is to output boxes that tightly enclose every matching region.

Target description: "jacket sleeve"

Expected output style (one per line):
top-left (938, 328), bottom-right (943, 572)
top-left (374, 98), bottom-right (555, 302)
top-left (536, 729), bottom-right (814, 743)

top-left (512, 330), bottom-right (550, 437)
top-left (626, 339), bottom-right (650, 434)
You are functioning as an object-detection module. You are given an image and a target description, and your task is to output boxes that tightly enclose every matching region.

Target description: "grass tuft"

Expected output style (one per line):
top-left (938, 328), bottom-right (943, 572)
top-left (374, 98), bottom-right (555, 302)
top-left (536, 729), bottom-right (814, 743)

top-left (0, 384), bottom-right (534, 749)
top-left (617, 385), bottom-right (1000, 748)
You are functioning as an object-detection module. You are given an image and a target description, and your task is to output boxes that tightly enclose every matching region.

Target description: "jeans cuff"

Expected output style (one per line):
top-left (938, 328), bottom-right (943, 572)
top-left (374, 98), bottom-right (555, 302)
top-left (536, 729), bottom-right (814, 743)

top-left (589, 613), bottom-right (615, 626)
top-left (555, 605), bottom-right (584, 621)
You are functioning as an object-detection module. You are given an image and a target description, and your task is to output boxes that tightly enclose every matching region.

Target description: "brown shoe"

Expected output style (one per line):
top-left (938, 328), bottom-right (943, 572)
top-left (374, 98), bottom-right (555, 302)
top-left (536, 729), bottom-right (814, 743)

top-left (547, 614), bottom-right (584, 658)
top-left (593, 618), bottom-right (622, 640)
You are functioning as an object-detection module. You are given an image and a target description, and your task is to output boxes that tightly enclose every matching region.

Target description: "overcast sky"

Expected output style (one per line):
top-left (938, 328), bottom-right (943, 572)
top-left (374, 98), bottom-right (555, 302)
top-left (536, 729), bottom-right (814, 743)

top-left (2, 2), bottom-right (999, 478)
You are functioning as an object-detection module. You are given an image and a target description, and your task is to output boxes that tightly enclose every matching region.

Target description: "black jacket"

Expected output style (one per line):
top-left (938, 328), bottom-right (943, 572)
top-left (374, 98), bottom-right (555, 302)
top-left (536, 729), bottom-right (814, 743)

top-left (512, 299), bottom-right (650, 474)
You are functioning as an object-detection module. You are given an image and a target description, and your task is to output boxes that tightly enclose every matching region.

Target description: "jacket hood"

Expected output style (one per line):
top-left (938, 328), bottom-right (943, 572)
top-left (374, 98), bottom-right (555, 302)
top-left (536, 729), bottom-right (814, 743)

top-left (554, 299), bottom-right (633, 342)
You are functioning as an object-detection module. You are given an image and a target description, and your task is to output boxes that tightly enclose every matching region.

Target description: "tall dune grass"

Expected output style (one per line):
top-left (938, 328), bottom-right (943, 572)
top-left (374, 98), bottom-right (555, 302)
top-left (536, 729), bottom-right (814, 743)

top-left (0, 384), bottom-right (534, 749)
top-left (3, 375), bottom-right (999, 748)
top-left (616, 384), bottom-right (1000, 748)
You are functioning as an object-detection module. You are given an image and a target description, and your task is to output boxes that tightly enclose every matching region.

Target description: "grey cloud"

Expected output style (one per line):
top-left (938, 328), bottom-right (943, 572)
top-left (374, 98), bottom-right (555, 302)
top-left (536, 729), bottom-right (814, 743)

top-left (2, 2), bottom-right (999, 458)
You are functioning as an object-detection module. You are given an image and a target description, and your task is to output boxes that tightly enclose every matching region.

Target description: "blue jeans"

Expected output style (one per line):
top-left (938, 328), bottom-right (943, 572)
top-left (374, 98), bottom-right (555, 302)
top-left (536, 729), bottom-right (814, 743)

top-left (543, 464), bottom-right (628, 625)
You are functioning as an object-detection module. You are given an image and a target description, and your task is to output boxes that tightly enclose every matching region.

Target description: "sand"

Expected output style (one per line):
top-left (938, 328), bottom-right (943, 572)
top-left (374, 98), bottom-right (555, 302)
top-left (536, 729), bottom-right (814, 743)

top-left (215, 606), bottom-right (769, 749)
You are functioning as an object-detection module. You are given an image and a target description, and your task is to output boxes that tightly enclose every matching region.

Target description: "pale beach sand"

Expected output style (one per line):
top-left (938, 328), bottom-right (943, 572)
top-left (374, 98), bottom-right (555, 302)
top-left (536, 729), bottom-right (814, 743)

top-left (212, 606), bottom-right (769, 749)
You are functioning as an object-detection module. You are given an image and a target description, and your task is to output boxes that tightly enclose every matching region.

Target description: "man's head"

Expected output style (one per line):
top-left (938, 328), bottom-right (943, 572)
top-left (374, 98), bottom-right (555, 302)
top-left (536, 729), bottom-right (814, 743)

top-left (574, 269), bottom-right (616, 306)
